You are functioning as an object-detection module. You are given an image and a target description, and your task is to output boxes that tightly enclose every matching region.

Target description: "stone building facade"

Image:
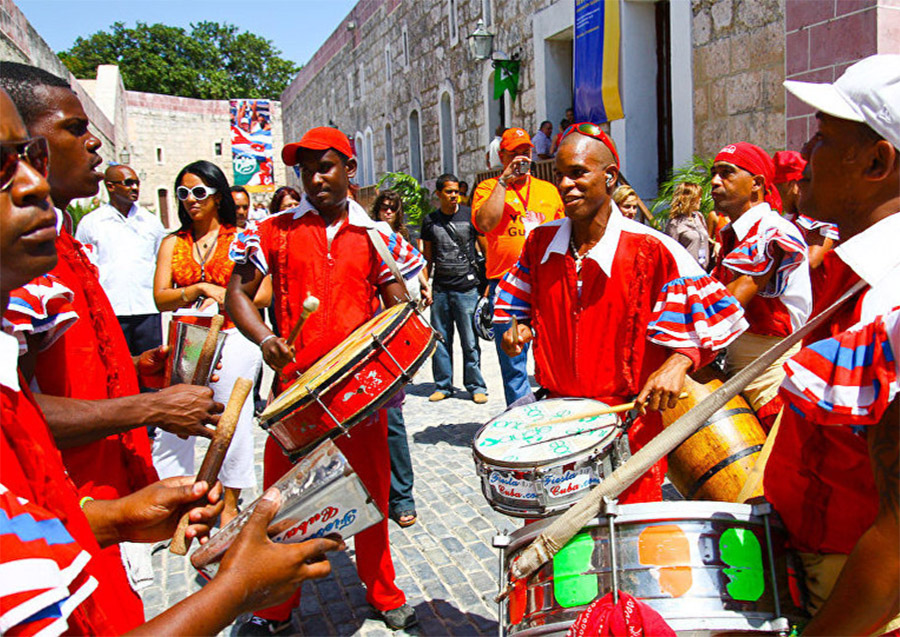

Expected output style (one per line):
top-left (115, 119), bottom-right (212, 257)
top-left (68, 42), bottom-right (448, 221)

top-left (0, 0), bottom-right (286, 227)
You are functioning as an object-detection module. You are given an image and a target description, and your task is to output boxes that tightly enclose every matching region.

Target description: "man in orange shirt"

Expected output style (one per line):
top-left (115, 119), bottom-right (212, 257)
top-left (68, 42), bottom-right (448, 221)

top-left (472, 127), bottom-right (564, 405)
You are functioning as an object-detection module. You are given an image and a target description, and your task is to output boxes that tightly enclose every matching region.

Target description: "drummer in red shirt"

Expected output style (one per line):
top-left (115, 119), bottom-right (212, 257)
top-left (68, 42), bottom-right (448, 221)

top-left (226, 127), bottom-right (424, 634)
top-left (495, 123), bottom-right (747, 503)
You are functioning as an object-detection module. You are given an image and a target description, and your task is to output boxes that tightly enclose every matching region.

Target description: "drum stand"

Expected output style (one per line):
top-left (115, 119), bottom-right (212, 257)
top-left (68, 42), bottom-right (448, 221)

top-left (492, 529), bottom-right (511, 637)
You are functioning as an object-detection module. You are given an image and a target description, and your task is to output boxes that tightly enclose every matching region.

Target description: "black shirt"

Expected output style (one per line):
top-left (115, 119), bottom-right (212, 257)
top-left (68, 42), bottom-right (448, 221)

top-left (420, 205), bottom-right (479, 291)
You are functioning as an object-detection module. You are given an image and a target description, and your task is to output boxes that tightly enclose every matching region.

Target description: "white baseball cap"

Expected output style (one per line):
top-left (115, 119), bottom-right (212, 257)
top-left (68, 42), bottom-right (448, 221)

top-left (784, 54), bottom-right (900, 150)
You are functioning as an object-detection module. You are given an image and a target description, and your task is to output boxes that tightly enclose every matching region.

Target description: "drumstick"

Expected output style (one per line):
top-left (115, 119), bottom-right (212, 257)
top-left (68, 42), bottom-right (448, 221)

top-left (286, 295), bottom-right (320, 348)
top-left (520, 392), bottom-right (690, 447)
top-left (508, 317), bottom-right (520, 346)
top-left (170, 377), bottom-right (253, 556)
top-left (190, 314), bottom-right (224, 386)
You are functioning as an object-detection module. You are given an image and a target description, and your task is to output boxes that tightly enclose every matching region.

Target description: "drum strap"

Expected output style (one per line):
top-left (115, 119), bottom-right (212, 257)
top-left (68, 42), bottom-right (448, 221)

top-left (365, 226), bottom-right (411, 302)
top-left (503, 277), bottom-right (869, 592)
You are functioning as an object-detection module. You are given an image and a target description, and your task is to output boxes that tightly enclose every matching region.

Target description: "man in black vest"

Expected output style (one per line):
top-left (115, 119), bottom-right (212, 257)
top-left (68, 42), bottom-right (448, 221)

top-left (421, 173), bottom-right (488, 404)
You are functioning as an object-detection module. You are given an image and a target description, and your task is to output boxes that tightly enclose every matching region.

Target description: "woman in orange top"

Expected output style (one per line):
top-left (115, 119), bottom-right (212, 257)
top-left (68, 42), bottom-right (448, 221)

top-left (153, 160), bottom-right (270, 524)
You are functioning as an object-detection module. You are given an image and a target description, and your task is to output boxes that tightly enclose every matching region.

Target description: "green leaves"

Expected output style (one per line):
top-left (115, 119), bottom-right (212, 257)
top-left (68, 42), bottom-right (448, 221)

top-left (648, 155), bottom-right (716, 230)
top-left (376, 172), bottom-right (433, 226)
top-left (59, 21), bottom-right (299, 99)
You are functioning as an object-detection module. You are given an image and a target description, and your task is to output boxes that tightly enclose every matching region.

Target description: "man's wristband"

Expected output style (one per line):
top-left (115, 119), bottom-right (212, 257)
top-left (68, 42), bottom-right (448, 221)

top-left (497, 177), bottom-right (509, 189)
top-left (258, 334), bottom-right (277, 349)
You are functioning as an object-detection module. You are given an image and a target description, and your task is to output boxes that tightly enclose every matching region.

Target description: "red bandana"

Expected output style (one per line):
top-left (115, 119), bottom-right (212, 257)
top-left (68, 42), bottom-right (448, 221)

top-left (773, 150), bottom-right (807, 184)
top-left (715, 142), bottom-right (782, 211)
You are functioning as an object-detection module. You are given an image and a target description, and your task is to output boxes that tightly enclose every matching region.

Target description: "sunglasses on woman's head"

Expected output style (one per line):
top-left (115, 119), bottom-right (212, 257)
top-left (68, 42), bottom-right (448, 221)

top-left (176, 185), bottom-right (218, 201)
top-left (1, 137), bottom-right (50, 191)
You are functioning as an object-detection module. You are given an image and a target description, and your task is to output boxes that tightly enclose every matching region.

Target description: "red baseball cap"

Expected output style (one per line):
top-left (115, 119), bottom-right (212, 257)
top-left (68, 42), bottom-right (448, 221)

top-left (282, 126), bottom-right (354, 166)
top-left (500, 128), bottom-right (534, 152)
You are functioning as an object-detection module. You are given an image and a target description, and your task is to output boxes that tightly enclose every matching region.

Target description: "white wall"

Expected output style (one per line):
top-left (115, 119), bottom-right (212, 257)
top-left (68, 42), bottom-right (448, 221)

top-left (532, 0), bottom-right (574, 130)
top-left (670, 0), bottom-right (694, 169)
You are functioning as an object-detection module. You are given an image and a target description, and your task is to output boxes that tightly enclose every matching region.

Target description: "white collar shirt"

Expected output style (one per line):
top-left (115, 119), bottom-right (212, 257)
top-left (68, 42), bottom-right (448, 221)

top-left (74, 203), bottom-right (166, 316)
top-left (834, 211), bottom-right (900, 322)
top-left (0, 330), bottom-right (21, 391)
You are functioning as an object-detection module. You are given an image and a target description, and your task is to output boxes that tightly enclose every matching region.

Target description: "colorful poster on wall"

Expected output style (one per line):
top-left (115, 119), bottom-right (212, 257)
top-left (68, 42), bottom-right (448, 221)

top-left (574, 0), bottom-right (624, 124)
top-left (230, 99), bottom-right (275, 192)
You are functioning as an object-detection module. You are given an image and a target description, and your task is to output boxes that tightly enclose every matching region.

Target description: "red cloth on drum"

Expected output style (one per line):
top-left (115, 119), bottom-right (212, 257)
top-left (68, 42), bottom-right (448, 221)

top-left (231, 197), bottom-right (422, 620)
top-left (257, 412), bottom-right (405, 620)
top-left (493, 212), bottom-right (747, 503)
top-left (19, 229), bottom-right (157, 626)
top-left (765, 213), bottom-right (900, 555)
top-left (565, 591), bottom-right (675, 637)
top-left (1, 364), bottom-right (137, 634)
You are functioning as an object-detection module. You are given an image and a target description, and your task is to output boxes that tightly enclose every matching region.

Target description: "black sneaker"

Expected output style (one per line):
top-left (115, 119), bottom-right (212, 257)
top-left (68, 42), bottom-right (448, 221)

top-left (236, 615), bottom-right (293, 635)
top-left (373, 603), bottom-right (418, 630)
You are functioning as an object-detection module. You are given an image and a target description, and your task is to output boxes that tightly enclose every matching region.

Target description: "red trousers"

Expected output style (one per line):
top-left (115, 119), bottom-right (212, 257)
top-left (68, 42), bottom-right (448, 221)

top-left (256, 410), bottom-right (406, 621)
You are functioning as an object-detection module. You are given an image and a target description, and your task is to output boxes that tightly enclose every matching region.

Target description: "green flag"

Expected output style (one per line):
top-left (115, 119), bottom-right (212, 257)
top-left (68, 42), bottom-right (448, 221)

top-left (494, 59), bottom-right (520, 102)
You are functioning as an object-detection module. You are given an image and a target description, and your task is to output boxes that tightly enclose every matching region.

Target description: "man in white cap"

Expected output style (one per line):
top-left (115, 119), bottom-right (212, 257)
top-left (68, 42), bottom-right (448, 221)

top-left (763, 54), bottom-right (900, 634)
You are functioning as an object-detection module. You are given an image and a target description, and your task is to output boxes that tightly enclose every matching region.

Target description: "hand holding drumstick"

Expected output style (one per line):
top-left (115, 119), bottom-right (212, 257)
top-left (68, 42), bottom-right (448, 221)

top-left (501, 317), bottom-right (533, 357)
top-left (259, 295), bottom-right (319, 372)
top-left (635, 351), bottom-right (694, 412)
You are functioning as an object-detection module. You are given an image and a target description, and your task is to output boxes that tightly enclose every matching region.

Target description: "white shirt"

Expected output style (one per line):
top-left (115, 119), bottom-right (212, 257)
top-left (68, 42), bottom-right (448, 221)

top-left (74, 203), bottom-right (166, 316)
top-left (488, 137), bottom-right (502, 168)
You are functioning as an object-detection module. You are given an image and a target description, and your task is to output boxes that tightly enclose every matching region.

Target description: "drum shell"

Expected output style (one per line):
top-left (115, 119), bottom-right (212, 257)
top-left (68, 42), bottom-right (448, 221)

top-left (663, 372), bottom-right (766, 502)
top-left (262, 305), bottom-right (436, 454)
top-left (501, 501), bottom-right (791, 635)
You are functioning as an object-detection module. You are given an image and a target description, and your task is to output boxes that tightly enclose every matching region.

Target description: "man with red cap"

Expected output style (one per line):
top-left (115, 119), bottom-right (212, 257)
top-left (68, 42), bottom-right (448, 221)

top-left (772, 150), bottom-right (838, 269)
top-left (710, 141), bottom-right (812, 431)
top-left (472, 126), bottom-right (565, 406)
top-left (763, 53), bottom-right (900, 634)
top-left (226, 126), bottom-right (424, 634)
top-left (494, 123), bottom-right (747, 503)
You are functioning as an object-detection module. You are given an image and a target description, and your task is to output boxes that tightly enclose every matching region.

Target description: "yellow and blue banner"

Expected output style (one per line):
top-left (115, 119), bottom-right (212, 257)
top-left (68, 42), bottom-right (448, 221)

top-left (574, 0), bottom-right (623, 124)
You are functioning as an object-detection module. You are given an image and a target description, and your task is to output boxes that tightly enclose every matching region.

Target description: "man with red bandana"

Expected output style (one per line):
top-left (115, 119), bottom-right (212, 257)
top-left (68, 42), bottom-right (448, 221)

top-left (494, 123), bottom-right (747, 503)
top-left (764, 54), bottom-right (900, 634)
top-left (226, 127), bottom-right (424, 634)
top-left (710, 141), bottom-right (812, 431)
top-left (772, 150), bottom-right (838, 269)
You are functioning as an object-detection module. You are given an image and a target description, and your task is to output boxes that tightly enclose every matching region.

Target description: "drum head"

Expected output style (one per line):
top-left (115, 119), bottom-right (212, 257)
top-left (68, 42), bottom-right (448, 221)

top-left (260, 303), bottom-right (410, 423)
top-left (473, 398), bottom-right (620, 468)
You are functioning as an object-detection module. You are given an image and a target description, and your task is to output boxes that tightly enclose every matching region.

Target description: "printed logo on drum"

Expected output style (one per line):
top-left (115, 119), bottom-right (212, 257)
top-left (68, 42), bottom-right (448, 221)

top-left (489, 473), bottom-right (538, 500)
top-left (282, 505), bottom-right (340, 541)
top-left (277, 506), bottom-right (359, 542)
top-left (542, 470), bottom-right (599, 498)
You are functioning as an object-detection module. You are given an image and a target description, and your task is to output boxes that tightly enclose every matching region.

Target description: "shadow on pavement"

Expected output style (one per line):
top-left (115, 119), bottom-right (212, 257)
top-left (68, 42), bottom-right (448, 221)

top-left (414, 599), bottom-right (499, 635)
top-left (413, 422), bottom-right (482, 448)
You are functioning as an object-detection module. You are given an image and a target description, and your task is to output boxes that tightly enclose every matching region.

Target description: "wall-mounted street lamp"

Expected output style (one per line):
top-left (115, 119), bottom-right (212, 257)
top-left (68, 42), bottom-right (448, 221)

top-left (119, 148), bottom-right (130, 165)
top-left (466, 20), bottom-right (494, 61)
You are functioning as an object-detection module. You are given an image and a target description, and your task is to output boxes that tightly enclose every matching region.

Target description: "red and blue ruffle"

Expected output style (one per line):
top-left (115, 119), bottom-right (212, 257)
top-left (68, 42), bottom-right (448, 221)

top-left (2, 276), bottom-right (78, 356)
top-left (722, 225), bottom-right (807, 298)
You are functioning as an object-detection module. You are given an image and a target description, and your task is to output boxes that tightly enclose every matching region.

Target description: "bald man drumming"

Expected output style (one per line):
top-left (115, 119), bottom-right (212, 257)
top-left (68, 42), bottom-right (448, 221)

top-left (76, 164), bottom-right (166, 354)
top-left (493, 123), bottom-right (748, 503)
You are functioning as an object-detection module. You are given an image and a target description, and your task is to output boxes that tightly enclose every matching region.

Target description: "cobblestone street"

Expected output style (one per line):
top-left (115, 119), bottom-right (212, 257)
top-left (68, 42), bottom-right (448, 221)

top-left (142, 317), bottom-right (523, 635)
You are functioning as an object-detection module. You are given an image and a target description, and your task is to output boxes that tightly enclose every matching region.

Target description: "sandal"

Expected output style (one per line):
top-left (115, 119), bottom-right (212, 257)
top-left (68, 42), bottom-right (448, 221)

top-left (390, 509), bottom-right (417, 527)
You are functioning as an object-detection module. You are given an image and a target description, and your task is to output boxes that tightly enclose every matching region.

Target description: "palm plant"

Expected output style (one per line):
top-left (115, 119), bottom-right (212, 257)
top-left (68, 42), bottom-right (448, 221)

top-left (375, 172), bottom-right (433, 225)
top-left (648, 155), bottom-right (715, 230)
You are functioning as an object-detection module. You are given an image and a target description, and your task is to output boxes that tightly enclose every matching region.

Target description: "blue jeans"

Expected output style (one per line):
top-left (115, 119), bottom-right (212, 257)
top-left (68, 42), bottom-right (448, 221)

top-left (489, 280), bottom-right (531, 406)
top-left (430, 286), bottom-right (487, 395)
top-left (386, 406), bottom-right (415, 513)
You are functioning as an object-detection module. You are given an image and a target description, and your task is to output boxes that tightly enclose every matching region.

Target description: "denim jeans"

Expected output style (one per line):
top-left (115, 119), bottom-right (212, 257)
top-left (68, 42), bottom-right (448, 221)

top-left (430, 286), bottom-right (487, 395)
top-left (386, 406), bottom-right (415, 513)
top-left (489, 279), bottom-right (531, 406)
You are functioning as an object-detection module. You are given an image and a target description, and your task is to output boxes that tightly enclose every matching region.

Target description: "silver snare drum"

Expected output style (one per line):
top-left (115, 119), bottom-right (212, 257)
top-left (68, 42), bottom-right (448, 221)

top-left (500, 501), bottom-right (791, 635)
top-left (472, 398), bottom-right (630, 518)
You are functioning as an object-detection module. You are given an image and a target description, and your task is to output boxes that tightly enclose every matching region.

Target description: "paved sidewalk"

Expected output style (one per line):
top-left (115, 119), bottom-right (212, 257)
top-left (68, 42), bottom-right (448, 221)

top-left (142, 321), bottom-right (525, 635)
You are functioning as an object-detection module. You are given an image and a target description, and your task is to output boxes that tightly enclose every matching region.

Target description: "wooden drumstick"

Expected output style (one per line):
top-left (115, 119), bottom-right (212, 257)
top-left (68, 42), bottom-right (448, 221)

top-left (170, 377), bottom-right (253, 555)
top-left (508, 317), bottom-right (520, 346)
top-left (190, 314), bottom-right (224, 386)
top-left (286, 295), bottom-right (320, 348)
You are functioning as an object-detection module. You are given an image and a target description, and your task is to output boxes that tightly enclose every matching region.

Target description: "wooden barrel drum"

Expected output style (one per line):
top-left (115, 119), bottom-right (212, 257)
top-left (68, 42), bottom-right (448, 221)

top-left (663, 369), bottom-right (766, 502)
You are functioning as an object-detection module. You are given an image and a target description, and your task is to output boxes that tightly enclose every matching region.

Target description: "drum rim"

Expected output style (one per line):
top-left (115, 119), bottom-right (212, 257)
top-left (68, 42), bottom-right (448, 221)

top-left (503, 500), bottom-right (781, 553)
top-left (472, 398), bottom-right (622, 469)
top-left (259, 302), bottom-right (417, 424)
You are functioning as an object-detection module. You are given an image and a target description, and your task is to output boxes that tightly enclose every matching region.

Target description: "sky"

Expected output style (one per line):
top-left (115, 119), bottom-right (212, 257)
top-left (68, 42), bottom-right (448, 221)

top-left (15, 0), bottom-right (358, 67)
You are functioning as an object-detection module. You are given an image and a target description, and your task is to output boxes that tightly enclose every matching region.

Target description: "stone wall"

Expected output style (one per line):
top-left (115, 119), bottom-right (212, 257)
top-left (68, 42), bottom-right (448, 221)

top-left (785, 0), bottom-right (899, 151)
top-left (691, 0), bottom-right (786, 158)
top-left (281, 0), bottom-right (557, 191)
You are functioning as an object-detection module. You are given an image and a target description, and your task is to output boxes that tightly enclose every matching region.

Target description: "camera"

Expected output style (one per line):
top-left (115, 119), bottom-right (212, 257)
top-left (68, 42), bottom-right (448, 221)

top-left (515, 160), bottom-right (532, 176)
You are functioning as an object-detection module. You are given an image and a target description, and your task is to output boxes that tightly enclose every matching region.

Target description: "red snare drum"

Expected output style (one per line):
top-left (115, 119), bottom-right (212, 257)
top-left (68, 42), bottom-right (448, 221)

top-left (259, 302), bottom-right (437, 454)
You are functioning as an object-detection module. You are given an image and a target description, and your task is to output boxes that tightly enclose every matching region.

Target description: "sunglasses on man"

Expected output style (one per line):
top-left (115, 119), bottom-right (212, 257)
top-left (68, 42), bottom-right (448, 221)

top-left (176, 185), bottom-right (218, 201)
top-left (108, 178), bottom-right (140, 187)
top-left (1, 137), bottom-right (50, 191)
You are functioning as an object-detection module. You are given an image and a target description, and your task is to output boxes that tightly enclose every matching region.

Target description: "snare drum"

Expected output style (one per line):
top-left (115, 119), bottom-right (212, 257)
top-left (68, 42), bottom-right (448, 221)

top-left (472, 398), bottom-right (630, 518)
top-left (501, 501), bottom-right (791, 635)
top-left (260, 302), bottom-right (437, 454)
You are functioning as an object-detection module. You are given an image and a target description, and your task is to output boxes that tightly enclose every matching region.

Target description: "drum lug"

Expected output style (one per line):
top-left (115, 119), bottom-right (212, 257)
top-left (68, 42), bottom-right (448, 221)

top-left (601, 497), bottom-right (620, 604)
top-left (612, 432), bottom-right (632, 469)
top-left (371, 333), bottom-right (412, 382)
top-left (307, 384), bottom-right (351, 437)
top-left (533, 468), bottom-right (551, 508)
top-left (492, 531), bottom-right (511, 637)
top-left (757, 501), bottom-right (783, 621)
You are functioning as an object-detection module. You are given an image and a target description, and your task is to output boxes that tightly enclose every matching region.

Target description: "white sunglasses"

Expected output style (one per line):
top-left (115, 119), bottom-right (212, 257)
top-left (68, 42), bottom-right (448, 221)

top-left (176, 185), bottom-right (218, 201)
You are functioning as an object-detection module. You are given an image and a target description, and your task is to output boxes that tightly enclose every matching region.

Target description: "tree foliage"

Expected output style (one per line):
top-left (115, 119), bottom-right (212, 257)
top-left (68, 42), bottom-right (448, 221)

top-left (376, 172), bottom-right (433, 225)
top-left (59, 21), bottom-right (299, 99)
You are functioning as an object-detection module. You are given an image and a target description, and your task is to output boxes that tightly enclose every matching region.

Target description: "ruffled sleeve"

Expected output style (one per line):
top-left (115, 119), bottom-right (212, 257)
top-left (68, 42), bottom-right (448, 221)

top-left (796, 214), bottom-right (840, 241)
top-left (228, 221), bottom-right (269, 275)
top-left (373, 225), bottom-right (425, 285)
top-left (0, 484), bottom-right (98, 637)
top-left (722, 224), bottom-right (807, 298)
top-left (780, 307), bottom-right (899, 426)
top-left (647, 274), bottom-right (748, 351)
top-left (2, 275), bottom-right (79, 356)
top-left (493, 250), bottom-right (533, 324)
